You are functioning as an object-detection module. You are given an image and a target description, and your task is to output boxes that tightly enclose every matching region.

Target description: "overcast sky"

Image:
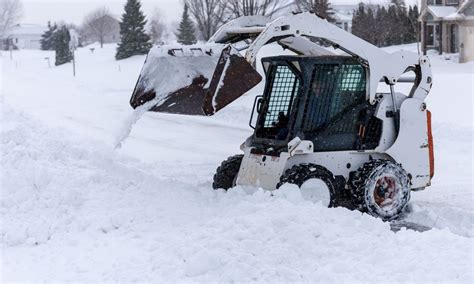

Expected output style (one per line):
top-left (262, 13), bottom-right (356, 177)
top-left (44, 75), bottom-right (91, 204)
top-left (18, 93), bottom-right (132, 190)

top-left (21, 0), bottom-right (418, 27)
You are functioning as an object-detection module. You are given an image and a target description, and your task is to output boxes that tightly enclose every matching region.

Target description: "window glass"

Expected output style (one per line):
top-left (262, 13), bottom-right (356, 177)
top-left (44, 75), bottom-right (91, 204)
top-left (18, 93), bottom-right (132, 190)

top-left (256, 65), bottom-right (299, 140)
top-left (300, 63), bottom-right (366, 133)
top-left (263, 65), bottom-right (299, 127)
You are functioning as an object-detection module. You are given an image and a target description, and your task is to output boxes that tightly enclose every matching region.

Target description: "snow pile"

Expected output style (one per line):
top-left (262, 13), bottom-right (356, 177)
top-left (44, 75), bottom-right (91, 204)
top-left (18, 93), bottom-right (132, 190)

top-left (140, 44), bottom-right (225, 101)
top-left (1, 103), bottom-right (473, 282)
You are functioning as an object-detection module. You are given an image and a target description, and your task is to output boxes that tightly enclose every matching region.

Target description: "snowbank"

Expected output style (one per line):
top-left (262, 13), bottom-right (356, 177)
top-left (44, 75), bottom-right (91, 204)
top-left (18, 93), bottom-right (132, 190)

top-left (1, 103), bottom-right (472, 282)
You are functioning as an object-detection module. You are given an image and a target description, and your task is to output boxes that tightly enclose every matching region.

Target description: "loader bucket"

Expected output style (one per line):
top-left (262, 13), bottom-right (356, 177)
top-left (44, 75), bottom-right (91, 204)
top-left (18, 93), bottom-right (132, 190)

top-left (130, 44), bottom-right (262, 116)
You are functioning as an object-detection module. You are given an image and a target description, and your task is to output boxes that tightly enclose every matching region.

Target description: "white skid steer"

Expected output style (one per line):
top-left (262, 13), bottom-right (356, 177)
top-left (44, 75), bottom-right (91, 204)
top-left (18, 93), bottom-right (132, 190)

top-left (130, 12), bottom-right (435, 220)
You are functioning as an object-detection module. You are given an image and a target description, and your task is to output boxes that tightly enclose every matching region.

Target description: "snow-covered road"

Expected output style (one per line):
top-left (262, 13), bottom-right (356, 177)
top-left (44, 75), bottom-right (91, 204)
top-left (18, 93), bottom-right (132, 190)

top-left (1, 44), bottom-right (473, 282)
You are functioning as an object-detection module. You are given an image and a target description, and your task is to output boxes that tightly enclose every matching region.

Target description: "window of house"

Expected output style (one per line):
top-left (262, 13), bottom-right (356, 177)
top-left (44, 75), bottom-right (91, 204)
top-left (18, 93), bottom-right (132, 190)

top-left (450, 24), bottom-right (459, 53)
top-left (427, 0), bottom-right (442, 5)
top-left (446, 0), bottom-right (459, 5)
top-left (426, 24), bottom-right (441, 47)
top-left (426, 25), bottom-right (435, 46)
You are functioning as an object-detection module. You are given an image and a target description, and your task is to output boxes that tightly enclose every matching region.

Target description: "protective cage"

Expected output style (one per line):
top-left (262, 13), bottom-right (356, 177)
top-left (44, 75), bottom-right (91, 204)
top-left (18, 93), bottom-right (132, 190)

top-left (252, 55), bottom-right (383, 152)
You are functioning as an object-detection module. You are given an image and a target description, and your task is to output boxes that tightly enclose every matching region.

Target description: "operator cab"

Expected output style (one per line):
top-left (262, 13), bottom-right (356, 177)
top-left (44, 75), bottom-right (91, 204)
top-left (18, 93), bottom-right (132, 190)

top-left (250, 55), bottom-right (382, 154)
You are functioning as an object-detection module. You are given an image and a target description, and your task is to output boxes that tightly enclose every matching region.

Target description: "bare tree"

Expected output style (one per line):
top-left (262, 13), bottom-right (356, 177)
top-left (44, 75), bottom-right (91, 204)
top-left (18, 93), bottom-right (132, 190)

top-left (184, 0), bottom-right (227, 41)
top-left (82, 7), bottom-right (119, 48)
top-left (149, 8), bottom-right (166, 44)
top-left (0, 0), bottom-right (23, 37)
top-left (226, 0), bottom-right (291, 17)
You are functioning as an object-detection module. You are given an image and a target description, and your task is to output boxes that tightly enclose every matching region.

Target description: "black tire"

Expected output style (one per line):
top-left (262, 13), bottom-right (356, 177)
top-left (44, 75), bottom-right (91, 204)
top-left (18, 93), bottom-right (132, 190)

top-left (350, 160), bottom-right (411, 221)
top-left (212, 155), bottom-right (244, 190)
top-left (277, 164), bottom-right (338, 207)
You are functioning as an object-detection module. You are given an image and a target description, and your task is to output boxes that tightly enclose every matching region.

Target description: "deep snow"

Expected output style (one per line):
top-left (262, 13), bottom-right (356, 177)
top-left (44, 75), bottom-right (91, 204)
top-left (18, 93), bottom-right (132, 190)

top-left (1, 43), bottom-right (473, 282)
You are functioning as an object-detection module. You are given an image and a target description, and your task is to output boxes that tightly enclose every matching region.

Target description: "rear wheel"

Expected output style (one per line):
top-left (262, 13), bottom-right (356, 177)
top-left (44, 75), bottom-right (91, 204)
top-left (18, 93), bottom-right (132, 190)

top-left (212, 155), bottom-right (243, 190)
top-left (350, 160), bottom-right (411, 220)
top-left (277, 164), bottom-right (337, 207)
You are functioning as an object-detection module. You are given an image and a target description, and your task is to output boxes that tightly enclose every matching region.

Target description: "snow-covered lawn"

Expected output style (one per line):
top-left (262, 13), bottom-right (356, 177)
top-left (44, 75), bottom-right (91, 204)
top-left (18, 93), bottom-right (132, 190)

top-left (1, 44), bottom-right (473, 282)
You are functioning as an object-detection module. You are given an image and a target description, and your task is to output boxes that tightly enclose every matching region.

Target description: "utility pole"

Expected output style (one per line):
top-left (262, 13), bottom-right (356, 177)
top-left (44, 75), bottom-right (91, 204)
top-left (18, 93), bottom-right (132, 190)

top-left (70, 30), bottom-right (77, 77)
top-left (72, 47), bottom-right (76, 77)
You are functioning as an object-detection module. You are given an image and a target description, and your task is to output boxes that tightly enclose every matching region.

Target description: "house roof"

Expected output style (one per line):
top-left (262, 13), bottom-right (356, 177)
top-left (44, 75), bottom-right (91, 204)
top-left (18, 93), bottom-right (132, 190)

top-left (427, 5), bottom-right (457, 18)
top-left (330, 4), bottom-right (358, 15)
top-left (333, 10), bottom-right (352, 21)
top-left (6, 24), bottom-right (47, 36)
top-left (421, 0), bottom-right (474, 21)
top-left (444, 12), bottom-right (463, 20)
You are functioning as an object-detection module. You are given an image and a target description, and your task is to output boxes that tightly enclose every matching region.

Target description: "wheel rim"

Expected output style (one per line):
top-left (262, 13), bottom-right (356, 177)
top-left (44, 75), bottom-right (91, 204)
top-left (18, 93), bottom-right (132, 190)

top-left (374, 175), bottom-right (399, 208)
top-left (300, 179), bottom-right (331, 207)
top-left (359, 162), bottom-right (410, 220)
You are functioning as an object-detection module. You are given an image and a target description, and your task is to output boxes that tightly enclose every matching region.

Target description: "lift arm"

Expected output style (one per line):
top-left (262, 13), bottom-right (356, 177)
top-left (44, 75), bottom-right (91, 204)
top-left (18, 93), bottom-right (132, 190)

top-left (240, 12), bottom-right (433, 103)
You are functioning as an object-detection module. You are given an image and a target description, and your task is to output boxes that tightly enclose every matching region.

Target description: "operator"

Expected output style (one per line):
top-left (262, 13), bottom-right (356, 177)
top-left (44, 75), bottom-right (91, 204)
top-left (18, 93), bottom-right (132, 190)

top-left (274, 111), bottom-right (289, 140)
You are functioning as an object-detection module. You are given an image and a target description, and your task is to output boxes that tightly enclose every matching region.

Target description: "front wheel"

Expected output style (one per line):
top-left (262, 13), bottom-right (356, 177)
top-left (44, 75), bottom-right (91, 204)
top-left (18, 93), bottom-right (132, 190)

top-left (212, 155), bottom-right (243, 190)
top-left (350, 160), bottom-right (411, 220)
top-left (277, 164), bottom-right (338, 207)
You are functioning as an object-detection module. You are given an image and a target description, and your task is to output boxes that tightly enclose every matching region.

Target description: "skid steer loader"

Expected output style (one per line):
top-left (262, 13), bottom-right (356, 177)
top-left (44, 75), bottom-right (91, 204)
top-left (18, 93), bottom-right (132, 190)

top-left (130, 12), bottom-right (434, 220)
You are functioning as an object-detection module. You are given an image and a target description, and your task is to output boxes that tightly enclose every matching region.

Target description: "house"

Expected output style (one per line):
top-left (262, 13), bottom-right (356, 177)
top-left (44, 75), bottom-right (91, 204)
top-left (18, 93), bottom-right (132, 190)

top-left (419, 0), bottom-right (474, 62)
top-left (332, 5), bottom-right (357, 33)
top-left (1, 24), bottom-right (47, 50)
top-left (333, 10), bottom-right (353, 32)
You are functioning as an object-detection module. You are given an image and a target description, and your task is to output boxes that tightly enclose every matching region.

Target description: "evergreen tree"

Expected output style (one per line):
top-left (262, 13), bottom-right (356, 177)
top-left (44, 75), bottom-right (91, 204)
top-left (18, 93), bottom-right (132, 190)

top-left (54, 26), bottom-right (73, 66)
top-left (388, 0), bottom-right (409, 45)
top-left (374, 6), bottom-right (389, 47)
top-left (386, 4), bottom-right (399, 45)
top-left (352, 3), bottom-right (369, 42)
top-left (313, 0), bottom-right (336, 23)
top-left (40, 21), bottom-right (57, 50)
top-left (116, 0), bottom-right (152, 60)
top-left (352, 3), bottom-right (419, 47)
top-left (413, 5), bottom-right (420, 41)
top-left (176, 4), bottom-right (197, 45)
top-left (407, 5), bottom-right (419, 43)
top-left (366, 7), bottom-right (376, 44)
top-left (295, 0), bottom-right (335, 22)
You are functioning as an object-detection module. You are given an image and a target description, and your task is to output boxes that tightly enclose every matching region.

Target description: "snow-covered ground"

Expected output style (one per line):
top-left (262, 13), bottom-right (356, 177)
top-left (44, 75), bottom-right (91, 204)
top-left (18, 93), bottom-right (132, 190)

top-left (1, 43), bottom-right (473, 282)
